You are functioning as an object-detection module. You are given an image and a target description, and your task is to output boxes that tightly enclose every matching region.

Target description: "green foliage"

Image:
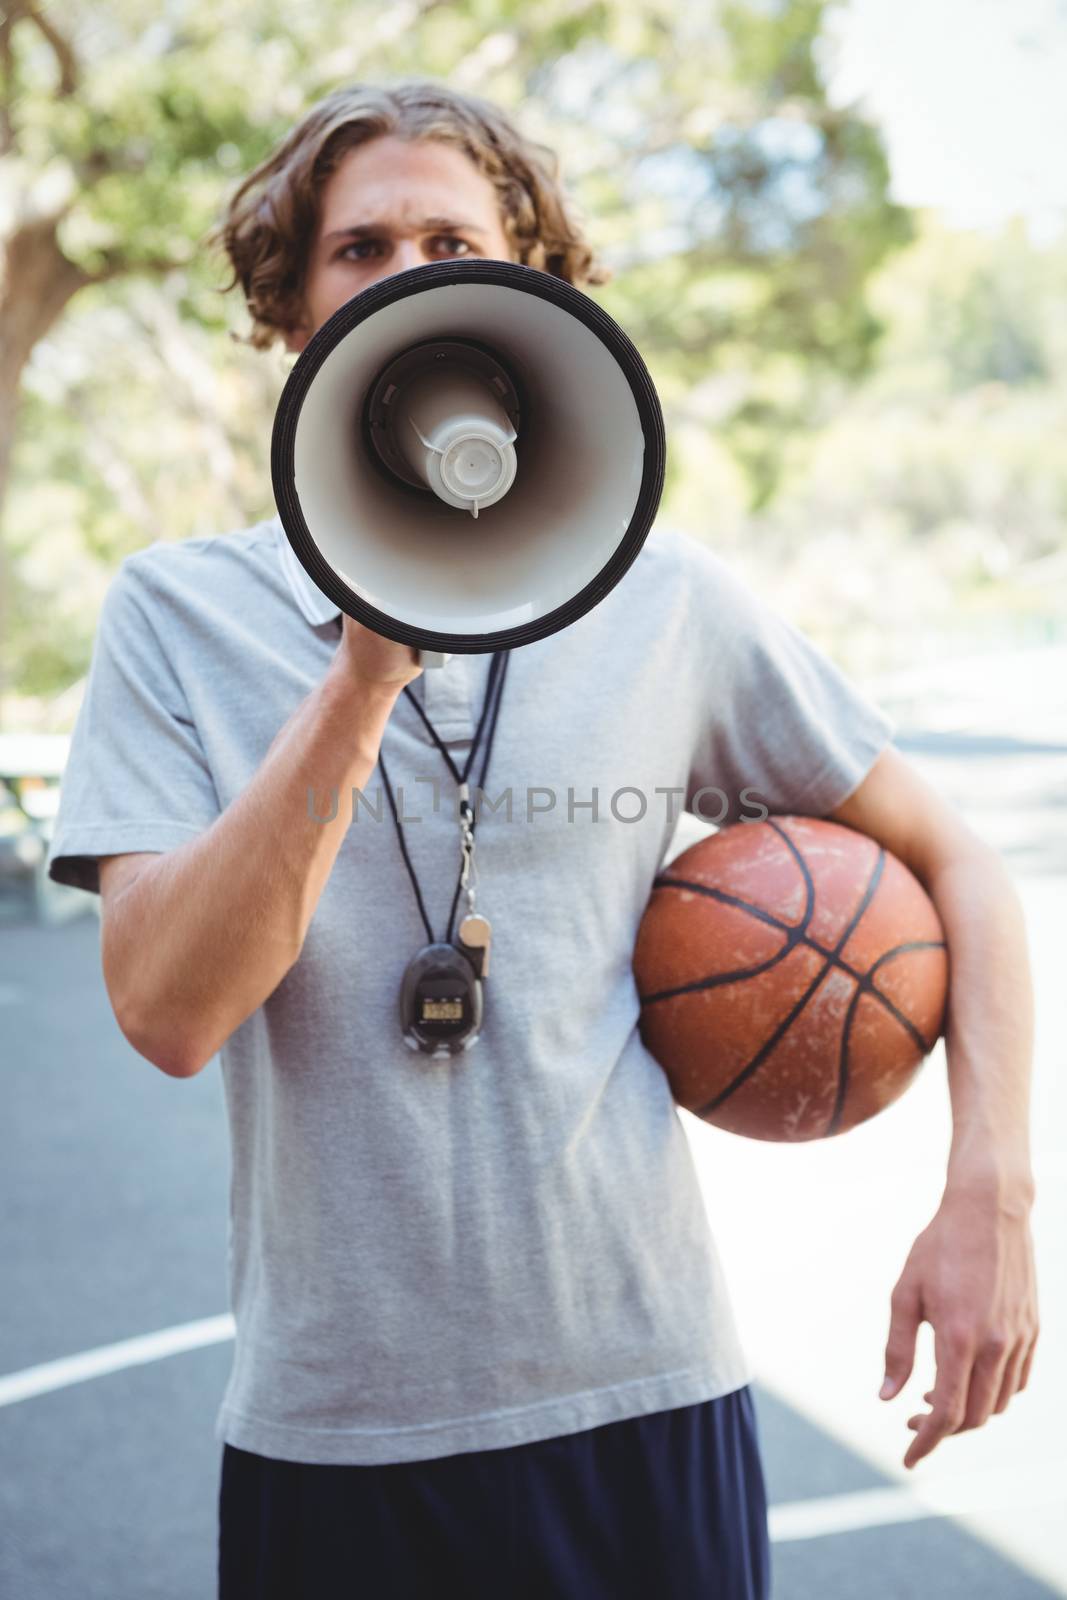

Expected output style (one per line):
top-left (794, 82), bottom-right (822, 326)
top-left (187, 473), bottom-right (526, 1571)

top-left (702, 213), bottom-right (1067, 677)
top-left (0, 0), bottom-right (923, 703)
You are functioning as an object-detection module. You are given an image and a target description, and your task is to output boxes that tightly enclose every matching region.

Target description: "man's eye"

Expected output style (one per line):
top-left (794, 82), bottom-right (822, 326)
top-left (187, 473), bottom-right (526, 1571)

top-left (340, 240), bottom-right (380, 260)
top-left (338, 236), bottom-right (473, 261)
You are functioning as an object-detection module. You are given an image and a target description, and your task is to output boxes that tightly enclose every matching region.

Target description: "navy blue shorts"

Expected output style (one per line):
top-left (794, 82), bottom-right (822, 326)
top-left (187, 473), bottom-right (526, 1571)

top-left (217, 1386), bottom-right (771, 1598)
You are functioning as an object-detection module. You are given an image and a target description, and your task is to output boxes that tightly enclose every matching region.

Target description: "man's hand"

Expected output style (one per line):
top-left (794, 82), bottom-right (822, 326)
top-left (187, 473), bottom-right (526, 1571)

top-left (337, 614), bottom-right (424, 694)
top-left (880, 1184), bottom-right (1039, 1469)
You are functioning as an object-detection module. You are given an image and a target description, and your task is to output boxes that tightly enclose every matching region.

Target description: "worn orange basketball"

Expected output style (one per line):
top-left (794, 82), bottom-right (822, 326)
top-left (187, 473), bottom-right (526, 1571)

top-left (634, 815), bottom-right (948, 1141)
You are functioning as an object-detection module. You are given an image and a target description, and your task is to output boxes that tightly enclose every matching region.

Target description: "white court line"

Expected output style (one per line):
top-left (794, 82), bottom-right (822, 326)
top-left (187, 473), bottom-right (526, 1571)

top-left (770, 1464), bottom-right (1067, 1543)
top-left (0, 1314), bottom-right (235, 1406)
top-left (1, 1323), bottom-right (1064, 1546)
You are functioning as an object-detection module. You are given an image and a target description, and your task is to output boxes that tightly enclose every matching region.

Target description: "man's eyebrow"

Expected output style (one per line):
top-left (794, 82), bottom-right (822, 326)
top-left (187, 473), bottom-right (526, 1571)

top-left (324, 217), bottom-right (491, 242)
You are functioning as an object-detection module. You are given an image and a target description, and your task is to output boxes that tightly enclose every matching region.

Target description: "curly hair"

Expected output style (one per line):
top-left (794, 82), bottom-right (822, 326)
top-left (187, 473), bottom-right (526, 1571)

top-left (209, 76), bottom-right (612, 351)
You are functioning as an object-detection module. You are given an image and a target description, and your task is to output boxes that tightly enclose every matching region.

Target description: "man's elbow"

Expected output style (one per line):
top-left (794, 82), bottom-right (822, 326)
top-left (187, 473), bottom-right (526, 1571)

top-left (104, 945), bottom-right (208, 1077)
top-left (118, 1005), bottom-right (208, 1079)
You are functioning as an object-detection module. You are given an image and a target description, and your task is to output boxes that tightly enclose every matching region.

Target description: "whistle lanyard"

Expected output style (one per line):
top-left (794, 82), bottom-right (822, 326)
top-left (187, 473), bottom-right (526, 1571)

top-left (377, 650), bottom-right (511, 945)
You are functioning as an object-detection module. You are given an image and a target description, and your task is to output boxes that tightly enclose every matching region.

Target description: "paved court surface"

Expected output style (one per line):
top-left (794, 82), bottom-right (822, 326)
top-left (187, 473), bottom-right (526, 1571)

top-left (2, 645), bottom-right (1064, 1597)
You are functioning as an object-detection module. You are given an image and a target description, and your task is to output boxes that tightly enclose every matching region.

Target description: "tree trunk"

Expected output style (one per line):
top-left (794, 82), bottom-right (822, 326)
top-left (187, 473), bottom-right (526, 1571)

top-left (0, 213), bottom-right (90, 717)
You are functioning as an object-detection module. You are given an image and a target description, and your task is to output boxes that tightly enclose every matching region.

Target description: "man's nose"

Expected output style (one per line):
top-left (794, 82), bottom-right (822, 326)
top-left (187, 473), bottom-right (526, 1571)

top-left (393, 241), bottom-right (426, 273)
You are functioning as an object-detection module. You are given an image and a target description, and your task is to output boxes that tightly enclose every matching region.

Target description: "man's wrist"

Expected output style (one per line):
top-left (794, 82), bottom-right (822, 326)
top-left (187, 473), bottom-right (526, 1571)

top-left (944, 1142), bottom-right (1035, 1214)
top-left (319, 657), bottom-right (403, 766)
top-left (323, 654), bottom-right (404, 714)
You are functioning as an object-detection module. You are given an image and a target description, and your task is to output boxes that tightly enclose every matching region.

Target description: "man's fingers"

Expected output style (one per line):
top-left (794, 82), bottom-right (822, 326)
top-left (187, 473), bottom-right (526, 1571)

top-left (907, 1392), bottom-right (934, 1430)
top-left (992, 1339), bottom-right (1028, 1415)
top-left (903, 1324), bottom-right (973, 1470)
top-left (958, 1329), bottom-right (1013, 1432)
top-left (906, 1328), bottom-right (1034, 1460)
top-left (882, 1277), bottom-right (922, 1399)
top-left (1018, 1332), bottom-right (1039, 1393)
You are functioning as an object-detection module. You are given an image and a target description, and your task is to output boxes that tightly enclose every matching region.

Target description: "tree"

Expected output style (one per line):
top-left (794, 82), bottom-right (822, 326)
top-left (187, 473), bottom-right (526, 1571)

top-left (1, 0), bottom-right (910, 707)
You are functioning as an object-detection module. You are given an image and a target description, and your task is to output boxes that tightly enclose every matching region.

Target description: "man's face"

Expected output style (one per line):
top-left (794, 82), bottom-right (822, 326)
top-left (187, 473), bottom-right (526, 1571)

top-left (284, 135), bottom-right (515, 353)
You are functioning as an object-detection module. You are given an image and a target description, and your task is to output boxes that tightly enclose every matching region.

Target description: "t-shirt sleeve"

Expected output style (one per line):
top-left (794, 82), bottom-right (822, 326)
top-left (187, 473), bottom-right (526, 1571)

top-left (678, 533), bottom-right (896, 827)
top-left (46, 553), bottom-right (222, 895)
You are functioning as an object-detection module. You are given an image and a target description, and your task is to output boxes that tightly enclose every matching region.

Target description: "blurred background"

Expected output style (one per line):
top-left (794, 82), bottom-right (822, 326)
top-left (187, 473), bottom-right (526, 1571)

top-left (1, 1), bottom-right (1064, 1596)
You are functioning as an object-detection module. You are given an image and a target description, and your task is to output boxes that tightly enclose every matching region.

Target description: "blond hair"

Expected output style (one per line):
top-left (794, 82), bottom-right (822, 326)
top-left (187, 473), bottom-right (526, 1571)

top-left (210, 77), bottom-right (612, 351)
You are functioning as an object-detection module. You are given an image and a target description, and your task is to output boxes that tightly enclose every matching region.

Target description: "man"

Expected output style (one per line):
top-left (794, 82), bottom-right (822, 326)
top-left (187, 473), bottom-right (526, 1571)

top-left (47, 77), bottom-right (1038, 1599)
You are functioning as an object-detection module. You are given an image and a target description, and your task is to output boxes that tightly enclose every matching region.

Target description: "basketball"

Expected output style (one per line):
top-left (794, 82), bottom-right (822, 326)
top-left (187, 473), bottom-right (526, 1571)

top-left (634, 815), bottom-right (948, 1141)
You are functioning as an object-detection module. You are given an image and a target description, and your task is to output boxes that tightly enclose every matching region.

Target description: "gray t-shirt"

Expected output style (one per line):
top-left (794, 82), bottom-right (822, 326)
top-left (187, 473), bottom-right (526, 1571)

top-left (47, 514), bottom-right (895, 1465)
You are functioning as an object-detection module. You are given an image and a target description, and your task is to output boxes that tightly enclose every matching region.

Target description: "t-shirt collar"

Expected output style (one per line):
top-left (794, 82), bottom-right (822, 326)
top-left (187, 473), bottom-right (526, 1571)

top-left (271, 513), bottom-right (341, 627)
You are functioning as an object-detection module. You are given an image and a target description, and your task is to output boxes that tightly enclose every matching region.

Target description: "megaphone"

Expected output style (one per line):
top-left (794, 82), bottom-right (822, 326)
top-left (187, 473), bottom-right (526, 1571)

top-left (271, 259), bottom-right (665, 667)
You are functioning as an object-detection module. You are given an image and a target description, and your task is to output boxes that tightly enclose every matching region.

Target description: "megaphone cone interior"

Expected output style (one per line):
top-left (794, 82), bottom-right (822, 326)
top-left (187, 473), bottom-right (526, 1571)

top-left (368, 338), bottom-right (520, 518)
top-left (272, 260), bottom-right (665, 654)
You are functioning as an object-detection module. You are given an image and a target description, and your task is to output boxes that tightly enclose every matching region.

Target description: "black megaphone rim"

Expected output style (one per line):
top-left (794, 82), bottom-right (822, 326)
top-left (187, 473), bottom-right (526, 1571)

top-left (271, 258), bottom-right (665, 654)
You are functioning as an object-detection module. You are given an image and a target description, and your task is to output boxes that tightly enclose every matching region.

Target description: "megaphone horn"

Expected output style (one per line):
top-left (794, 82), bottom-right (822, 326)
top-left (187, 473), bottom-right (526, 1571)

top-left (271, 259), bottom-right (665, 664)
top-left (364, 337), bottom-right (521, 518)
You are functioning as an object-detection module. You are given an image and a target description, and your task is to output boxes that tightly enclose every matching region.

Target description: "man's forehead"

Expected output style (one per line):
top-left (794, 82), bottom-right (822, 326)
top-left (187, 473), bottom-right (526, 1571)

top-left (320, 147), bottom-right (495, 221)
top-left (322, 210), bottom-right (491, 241)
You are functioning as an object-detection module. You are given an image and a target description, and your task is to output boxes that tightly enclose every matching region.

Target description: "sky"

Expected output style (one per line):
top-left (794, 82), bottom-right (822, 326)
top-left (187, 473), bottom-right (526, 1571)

top-left (823, 0), bottom-right (1067, 239)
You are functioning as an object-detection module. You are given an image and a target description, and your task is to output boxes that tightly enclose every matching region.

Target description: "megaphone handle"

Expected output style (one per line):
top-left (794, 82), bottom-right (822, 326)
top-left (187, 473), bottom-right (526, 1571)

top-left (418, 650), bottom-right (452, 670)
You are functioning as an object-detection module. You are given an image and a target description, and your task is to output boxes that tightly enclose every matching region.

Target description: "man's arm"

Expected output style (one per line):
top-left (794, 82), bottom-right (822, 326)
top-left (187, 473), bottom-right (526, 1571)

top-left (830, 743), bottom-right (1035, 1187)
top-left (828, 743), bottom-right (1039, 1468)
top-left (101, 627), bottom-right (419, 1079)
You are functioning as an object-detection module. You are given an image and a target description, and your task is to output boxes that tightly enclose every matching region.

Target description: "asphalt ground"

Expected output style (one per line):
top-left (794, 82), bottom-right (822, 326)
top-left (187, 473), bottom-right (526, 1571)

top-left (2, 649), bottom-right (1064, 1598)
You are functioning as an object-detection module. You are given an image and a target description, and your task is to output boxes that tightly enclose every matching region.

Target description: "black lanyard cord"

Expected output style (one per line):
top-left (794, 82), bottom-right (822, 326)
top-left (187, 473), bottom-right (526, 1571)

top-left (377, 650), bottom-right (510, 947)
top-left (401, 649), bottom-right (503, 787)
top-left (443, 649), bottom-right (510, 942)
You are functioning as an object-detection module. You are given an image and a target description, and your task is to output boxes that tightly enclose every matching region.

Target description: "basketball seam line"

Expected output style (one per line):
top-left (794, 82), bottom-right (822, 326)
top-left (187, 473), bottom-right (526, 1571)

top-left (642, 876), bottom-right (943, 1046)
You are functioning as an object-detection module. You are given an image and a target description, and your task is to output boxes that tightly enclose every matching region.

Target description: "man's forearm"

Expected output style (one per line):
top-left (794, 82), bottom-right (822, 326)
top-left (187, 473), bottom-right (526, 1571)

top-left (925, 842), bottom-right (1036, 1207)
top-left (108, 659), bottom-right (401, 1077)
